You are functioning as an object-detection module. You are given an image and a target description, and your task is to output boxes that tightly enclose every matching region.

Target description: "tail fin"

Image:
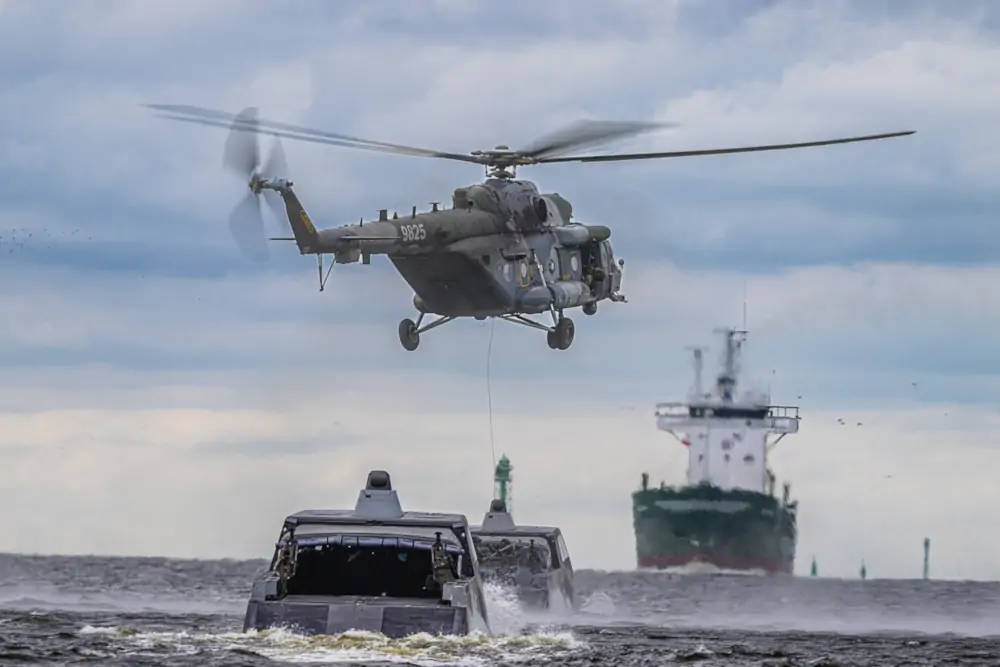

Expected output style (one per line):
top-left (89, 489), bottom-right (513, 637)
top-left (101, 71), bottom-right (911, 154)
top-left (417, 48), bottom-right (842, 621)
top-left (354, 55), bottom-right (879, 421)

top-left (273, 183), bottom-right (319, 254)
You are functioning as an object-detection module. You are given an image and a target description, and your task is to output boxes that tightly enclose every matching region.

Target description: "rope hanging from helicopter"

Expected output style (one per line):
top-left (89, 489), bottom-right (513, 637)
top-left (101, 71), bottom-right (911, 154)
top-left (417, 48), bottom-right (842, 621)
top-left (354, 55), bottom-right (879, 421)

top-left (485, 317), bottom-right (497, 476)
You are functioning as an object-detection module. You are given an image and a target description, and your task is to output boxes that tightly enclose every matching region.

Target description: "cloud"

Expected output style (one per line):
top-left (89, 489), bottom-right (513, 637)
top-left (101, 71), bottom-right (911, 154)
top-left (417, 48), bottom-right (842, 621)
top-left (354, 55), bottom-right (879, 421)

top-left (0, 0), bottom-right (998, 579)
top-left (0, 368), bottom-right (996, 580)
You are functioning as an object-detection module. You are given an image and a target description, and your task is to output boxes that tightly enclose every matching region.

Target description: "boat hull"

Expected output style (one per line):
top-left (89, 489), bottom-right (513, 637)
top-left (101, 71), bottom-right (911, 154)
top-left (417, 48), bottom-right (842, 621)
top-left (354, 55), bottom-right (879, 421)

top-left (632, 485), bottom-right (796, 575)
top-left (244, 596), bottom-right (470, 638)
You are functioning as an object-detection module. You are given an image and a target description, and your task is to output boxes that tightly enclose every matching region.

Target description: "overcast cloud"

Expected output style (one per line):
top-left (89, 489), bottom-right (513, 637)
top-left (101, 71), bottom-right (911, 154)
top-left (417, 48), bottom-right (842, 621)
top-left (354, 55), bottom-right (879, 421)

top-left (1, 0), bottom-right (998, 580)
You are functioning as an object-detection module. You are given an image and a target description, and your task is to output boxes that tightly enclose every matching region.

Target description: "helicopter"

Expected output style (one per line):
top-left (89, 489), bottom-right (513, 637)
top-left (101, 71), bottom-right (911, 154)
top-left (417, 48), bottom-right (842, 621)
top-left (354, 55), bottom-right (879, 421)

top-left (145, 103), bottom-right (914, 352)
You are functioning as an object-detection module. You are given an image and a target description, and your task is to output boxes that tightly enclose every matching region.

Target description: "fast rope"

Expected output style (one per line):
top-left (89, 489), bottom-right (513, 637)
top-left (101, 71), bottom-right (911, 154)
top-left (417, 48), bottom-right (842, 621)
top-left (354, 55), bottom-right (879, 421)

top-left (486, 317), bottom-right (497, 474)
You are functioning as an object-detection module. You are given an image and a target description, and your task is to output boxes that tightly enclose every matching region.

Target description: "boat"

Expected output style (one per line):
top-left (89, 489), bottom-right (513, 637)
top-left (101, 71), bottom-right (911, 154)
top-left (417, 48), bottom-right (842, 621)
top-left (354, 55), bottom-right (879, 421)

top-left (243, 469), bottom-right (492, 637)
top-left (470, 455), bottom-right (578, 609)
top-left (632, 328), bottom-right (801, 574)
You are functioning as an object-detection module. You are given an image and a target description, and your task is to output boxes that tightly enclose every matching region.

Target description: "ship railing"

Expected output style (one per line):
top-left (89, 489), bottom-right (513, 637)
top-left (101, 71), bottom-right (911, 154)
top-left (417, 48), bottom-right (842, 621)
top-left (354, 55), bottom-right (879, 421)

top-left (655, 403), bottom-right (800, 418)
top-left (654, 402), bottom-right (689, 418)
top-left (767, 406), bottom-right (800, 419)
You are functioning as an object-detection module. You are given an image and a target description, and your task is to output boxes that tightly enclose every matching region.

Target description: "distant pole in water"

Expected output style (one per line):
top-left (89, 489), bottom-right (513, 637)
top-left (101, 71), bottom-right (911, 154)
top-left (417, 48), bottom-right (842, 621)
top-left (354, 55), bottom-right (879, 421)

top-left (810, 556), bottom-right (817, 577)
top-left (494, 454), bottom-right (513, 515)
top-left (860, 560), bottom-right (867, 580)
top-left (923, 537), bottom-right (931, 580)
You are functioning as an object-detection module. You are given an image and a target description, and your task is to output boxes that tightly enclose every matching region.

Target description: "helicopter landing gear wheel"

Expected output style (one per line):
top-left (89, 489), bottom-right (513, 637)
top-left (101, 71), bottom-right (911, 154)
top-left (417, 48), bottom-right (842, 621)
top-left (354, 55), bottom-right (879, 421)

top-left (583, 302), bottom-right (597, 316)
top-left (551, 317), bottom-right (574, 350)
top-left (398, 318), bottom-right (420, 351)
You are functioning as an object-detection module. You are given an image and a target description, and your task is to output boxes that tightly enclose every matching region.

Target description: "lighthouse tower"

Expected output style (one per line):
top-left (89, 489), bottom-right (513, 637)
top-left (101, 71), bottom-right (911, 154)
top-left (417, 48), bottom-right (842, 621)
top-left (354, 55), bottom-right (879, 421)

top-left (493, 454), bottom-right (513, 516)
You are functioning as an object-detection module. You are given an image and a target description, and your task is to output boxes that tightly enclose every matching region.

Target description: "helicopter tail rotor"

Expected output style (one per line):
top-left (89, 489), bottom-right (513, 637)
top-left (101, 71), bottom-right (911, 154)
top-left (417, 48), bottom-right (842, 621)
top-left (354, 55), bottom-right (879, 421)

top-left (223, 107), bottom-right (290, 262)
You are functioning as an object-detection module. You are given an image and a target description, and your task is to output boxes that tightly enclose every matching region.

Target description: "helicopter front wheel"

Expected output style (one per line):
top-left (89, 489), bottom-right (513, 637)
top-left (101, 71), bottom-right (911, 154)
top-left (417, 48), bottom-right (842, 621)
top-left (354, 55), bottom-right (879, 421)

top-left (398, 318), bottom-right (420, 351)
top-left (547, 317), bottom-right (575, 350)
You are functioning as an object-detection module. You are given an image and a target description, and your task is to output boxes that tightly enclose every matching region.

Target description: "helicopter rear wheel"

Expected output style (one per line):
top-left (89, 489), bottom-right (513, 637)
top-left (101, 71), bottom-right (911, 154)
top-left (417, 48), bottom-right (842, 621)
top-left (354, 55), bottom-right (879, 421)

top-left (583, 302), bottom-right (597, 316)
top-left (552, 316), bottom-right (574, 350)
top-left (398, 318), bottom-right (420, 351)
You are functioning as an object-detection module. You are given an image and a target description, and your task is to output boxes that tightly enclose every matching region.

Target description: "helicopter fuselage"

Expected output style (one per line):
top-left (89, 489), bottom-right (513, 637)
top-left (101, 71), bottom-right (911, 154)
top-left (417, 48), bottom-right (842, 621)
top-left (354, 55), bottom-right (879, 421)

top-left (148, 101), bottom-right (915, 352)
top-left (274, 177), bottom-right (625, 319)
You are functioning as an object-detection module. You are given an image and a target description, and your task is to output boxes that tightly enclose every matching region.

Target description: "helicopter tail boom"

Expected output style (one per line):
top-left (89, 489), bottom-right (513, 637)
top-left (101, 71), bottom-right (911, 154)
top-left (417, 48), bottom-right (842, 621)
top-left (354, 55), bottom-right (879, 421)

top-left (261, 180), bottom-right (320, 254)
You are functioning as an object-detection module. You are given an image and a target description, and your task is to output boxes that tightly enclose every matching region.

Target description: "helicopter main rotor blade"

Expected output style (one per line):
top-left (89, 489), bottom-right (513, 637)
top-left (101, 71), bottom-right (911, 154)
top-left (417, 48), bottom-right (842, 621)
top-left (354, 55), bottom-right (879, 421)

top-left (535, 130), bottom-right (916, 164)
top-left (144, 103), bottom-right (486, 165)
top-left (223, 107), bottom-right (260, 178)
top-left (515, 120), bottom-right (677, 161)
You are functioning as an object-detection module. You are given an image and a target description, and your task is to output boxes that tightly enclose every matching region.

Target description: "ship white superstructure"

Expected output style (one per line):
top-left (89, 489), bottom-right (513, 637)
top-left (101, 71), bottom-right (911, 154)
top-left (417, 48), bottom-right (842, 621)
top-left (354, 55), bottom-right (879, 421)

top-left (654, 329), bottom-right (800, 494)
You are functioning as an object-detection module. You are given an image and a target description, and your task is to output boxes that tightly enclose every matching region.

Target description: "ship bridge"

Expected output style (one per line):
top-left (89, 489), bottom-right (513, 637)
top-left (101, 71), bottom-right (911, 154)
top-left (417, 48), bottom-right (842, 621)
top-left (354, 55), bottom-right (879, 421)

top-left (655, 403), bottom-right (800, 434)
top-left (652, 328), bottom-right (801, 495)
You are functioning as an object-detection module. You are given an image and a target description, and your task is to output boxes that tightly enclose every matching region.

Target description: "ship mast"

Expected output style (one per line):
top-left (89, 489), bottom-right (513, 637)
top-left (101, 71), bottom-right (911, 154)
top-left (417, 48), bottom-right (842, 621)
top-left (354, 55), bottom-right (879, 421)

top-left (685, 346), bottom-right (707, 401)
top-left (713, 327), bottom-right (747, 404)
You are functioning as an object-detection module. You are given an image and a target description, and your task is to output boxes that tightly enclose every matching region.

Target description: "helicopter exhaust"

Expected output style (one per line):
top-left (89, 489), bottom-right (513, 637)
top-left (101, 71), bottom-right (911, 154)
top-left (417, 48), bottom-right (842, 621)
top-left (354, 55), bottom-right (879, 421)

top-left (551, 224), bottom-right (611, 247)
top-left (519, 280), bottom-right (592, 314)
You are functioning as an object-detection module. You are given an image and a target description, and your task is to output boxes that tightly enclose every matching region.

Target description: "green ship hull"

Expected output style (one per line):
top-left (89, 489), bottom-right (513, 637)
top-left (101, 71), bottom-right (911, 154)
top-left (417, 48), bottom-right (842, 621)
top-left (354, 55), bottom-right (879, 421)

top-left (632, 483), bottom-right (796, 574)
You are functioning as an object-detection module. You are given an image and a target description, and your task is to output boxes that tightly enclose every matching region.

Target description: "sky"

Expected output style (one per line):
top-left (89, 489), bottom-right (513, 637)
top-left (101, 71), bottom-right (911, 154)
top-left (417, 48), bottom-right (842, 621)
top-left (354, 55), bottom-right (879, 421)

top-left (1, 0), bottom-right (1000, 581)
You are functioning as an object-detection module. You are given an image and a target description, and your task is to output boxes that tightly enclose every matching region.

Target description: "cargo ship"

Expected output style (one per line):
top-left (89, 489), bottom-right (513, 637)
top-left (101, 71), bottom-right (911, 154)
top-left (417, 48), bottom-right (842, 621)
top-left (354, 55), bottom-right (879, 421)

top-left (632, 328), bottom-right (801, 574)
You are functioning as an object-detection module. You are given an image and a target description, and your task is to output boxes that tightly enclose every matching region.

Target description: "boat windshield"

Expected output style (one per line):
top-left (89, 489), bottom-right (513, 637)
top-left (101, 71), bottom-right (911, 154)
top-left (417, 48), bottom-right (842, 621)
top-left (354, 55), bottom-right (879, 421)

top-left (473, 535), bottom-right (552, 574)
top-left (280, 531), bottom-right (471, 600)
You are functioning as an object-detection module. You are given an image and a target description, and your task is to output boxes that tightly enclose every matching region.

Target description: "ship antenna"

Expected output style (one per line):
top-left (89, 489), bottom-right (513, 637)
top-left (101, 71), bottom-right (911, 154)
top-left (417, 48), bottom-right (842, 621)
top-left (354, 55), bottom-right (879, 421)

top-left (743, 279), bottom-right (748, 331)
top-left (694, 348), bottom-right (704, 399)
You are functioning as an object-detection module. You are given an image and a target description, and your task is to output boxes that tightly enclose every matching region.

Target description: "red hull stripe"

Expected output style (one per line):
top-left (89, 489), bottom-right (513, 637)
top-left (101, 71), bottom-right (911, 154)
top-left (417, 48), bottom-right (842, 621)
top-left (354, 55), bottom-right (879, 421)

top-left (638, 554), bottom-right (792, 574)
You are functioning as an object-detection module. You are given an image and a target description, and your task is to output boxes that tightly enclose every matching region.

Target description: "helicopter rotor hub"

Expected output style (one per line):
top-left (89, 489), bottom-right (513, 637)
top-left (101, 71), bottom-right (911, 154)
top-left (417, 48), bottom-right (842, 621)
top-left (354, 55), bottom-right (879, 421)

top-left (248, 172), bottom-right (265, 193)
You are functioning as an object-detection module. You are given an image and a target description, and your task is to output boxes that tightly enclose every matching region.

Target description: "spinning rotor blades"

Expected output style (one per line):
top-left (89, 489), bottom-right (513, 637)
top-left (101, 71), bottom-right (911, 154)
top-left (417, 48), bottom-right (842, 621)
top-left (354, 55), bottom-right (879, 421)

top-left (217, 106), bottom-right (290, 262)
top-left (533, 130), bottom-right (916, 164)
top-left (229, 189), bottom-right (268, 263)
top-left (513, 120), bottom-right (678, 161)
top-left (146, 104), bottom-right (677, 167)
top-left (147, 102), bottom-right (915, 172)
top-left (146, 103), bottom-right (483, 164)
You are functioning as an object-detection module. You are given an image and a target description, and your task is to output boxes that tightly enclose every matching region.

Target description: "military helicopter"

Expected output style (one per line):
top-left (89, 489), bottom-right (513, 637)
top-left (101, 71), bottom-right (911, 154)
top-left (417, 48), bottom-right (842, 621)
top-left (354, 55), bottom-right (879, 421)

top-left (145, 103), bottom-right (914, 351)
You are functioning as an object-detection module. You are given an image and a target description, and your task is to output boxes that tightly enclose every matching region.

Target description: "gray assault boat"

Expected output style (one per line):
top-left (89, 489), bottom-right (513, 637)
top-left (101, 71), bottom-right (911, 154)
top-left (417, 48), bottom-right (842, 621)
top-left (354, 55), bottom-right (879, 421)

top-left (471, 499), bottom-right (578, 610)
top-left (243, 470), bottom-right (492, 637)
